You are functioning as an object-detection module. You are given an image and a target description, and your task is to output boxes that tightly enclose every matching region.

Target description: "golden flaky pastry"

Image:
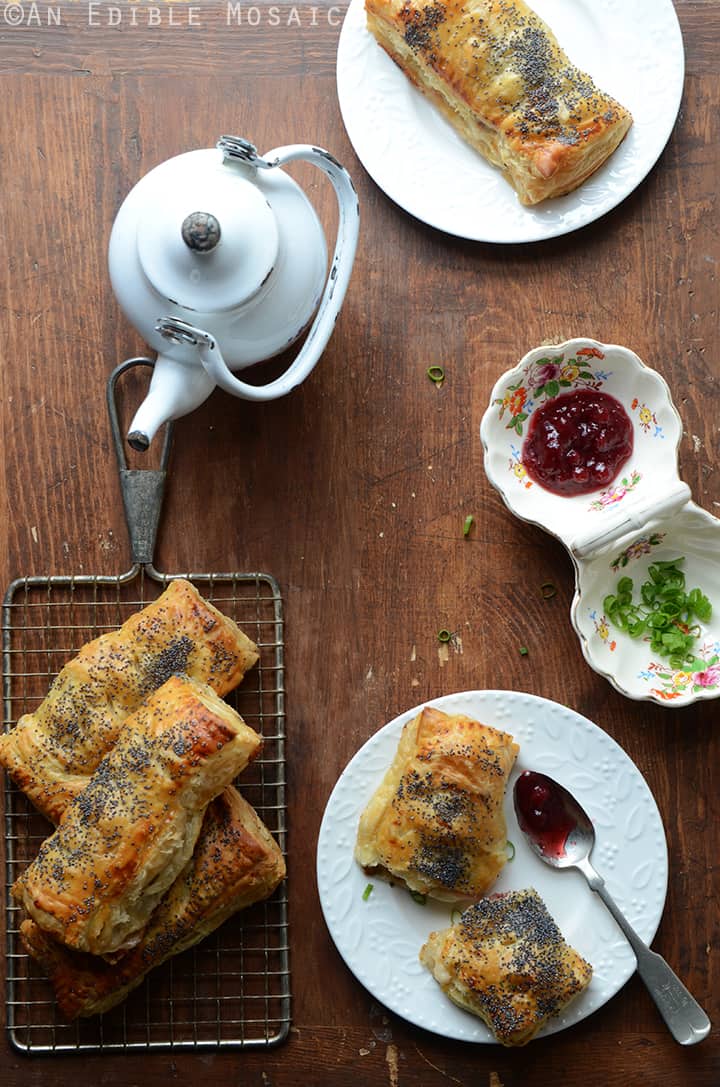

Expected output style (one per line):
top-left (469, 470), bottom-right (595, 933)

top-left (20, 786), bottom-right (285, 1019)
top-left (13, 675), bottom-right (262, 957)
top-left (420, 888), bottom-right (592, 1045)
top-left (364, 0), bottom-right (633, 205)
top-left (0, 579), bottom-right (258, 823)
top-left (355, 706), bottom-right (519, 900)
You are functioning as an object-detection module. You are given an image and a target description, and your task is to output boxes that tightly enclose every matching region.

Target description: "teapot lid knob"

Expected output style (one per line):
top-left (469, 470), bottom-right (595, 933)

top-left (181, 211), bottom-right (221, 253)
top-left (135, 158), bottom-right (279, 313)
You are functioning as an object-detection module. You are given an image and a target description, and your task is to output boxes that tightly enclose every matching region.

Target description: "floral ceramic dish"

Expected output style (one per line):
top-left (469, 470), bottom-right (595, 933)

top-left (480, 338), bottom-right (720, 706)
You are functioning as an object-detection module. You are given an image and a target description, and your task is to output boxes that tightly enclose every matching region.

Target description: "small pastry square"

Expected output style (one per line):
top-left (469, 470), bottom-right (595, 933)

top-left (420, 888), bottom-right (593, 1044)
top-left (355, 706), bottom-right (519, 900)
top-left (364, 0), bottom-right (633, 205)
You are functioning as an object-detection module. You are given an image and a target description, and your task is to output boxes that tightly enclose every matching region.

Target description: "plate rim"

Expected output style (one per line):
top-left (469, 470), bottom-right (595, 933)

top-left (316, 688), bottom-right (669, 1042)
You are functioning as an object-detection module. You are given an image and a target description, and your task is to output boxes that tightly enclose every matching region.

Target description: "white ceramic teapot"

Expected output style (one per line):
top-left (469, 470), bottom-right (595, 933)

top-left (108, 135), bottom-right (360, 450)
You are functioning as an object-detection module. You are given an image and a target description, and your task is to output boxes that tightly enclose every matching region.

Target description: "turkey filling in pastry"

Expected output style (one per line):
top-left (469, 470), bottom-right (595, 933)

top-left (420, 888), bottom-right (593, 1045)
top-left (19, 786), bottom-right (286, 1019)
top-left (13, 674), bottom-right (262, 957)
top-left (0, 578), bottom-right (259, 824)
top-left (364, 0), bottom-right (633, 205)
top-left (355, 706), bottom-right (519, 900)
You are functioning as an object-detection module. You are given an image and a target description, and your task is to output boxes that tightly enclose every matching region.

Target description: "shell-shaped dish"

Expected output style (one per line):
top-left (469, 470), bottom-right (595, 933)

top-left (572, 503), bottom-right (720, 705)
top-left (480, 339), bottom-right (688, 556)
top-left (481, 338), bottom-right (720, 706)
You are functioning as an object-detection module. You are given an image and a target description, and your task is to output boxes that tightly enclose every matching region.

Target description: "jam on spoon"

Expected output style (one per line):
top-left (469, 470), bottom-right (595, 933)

top-left (513, 770), bottom-right (580, 859)
top-left (513, 770), bottom-right (711, 1046)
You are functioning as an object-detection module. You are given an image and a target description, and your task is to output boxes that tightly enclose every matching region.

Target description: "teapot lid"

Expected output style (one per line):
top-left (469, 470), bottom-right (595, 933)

top-left (136, 154), bottom-right (279, 313)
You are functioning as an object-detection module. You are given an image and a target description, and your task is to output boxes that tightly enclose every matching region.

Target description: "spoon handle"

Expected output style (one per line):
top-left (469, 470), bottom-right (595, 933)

top-left (579, 860), bottom-right (711, 1045)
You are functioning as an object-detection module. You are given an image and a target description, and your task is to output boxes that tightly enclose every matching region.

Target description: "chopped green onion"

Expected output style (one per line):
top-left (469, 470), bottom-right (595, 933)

top-left (540, 581), bottom-right (557, 599)
top-left (437, 628), bottom-right (452, 643)
top-left (463, 514), bottom-right (474, 537)
top-left (604, 557), bottom-right (713, 664)
top-left (518, 646), bottom-right (529, 657)
top-left (409, 890), bottom-right (427, 905)
top-left (362, 883), bottom-right (373, 901)
top-left (505, 840), bottom-right (516, 861)
top-left (427, 365), bottom-right (445, 386)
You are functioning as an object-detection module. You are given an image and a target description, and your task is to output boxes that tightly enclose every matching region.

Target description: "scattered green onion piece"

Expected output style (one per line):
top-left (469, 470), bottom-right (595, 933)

top-left (519, 646), bottom-right (529, 656)
top-left (540, 581), bottom-right (557, 599)
top-left (437, 629), bottom-right (452, 643)
top-left (505, 840), bottom-right (516, 861)
top-left (362, 883), bottom-right (373, 901)
top-left (427, 365), bottom-right (445, 386)
top-left (409, 890), bottom-right (427, 906)
top-left (463, 515), bottom-right (474, 537)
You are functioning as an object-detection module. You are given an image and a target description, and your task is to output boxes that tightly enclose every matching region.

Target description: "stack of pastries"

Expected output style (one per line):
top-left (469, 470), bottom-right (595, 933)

top-left (355, 705), bottom-right (591, 1045)
top-left (1, 579), bottom-right (286, 1019)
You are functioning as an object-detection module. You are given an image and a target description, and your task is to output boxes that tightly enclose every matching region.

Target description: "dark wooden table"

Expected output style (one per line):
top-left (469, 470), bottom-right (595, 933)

top-left (1, 2), bottom-right (718, 1084)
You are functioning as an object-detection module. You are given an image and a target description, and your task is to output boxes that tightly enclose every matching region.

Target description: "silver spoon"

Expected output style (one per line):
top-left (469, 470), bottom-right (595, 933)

top-left (513, 770), bottom-right (711, 1046)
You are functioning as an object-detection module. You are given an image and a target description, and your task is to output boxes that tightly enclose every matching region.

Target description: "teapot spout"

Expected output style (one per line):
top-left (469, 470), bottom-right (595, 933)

top-left (127, 353), bottom-right (216, 451)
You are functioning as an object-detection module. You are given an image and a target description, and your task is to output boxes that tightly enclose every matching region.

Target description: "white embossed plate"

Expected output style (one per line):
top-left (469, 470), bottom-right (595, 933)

top-left (336, 0), bottom-right (684, 242)
top-left (316, 690), bottom-right (668, 1041)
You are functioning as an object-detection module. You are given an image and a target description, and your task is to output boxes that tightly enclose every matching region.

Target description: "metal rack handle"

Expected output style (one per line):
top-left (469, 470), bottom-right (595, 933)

top-left (107, 358), bottom-right (174, 566)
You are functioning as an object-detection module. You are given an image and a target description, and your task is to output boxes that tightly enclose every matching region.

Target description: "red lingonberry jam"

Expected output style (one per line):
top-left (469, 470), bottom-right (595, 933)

top-left (514, 771), bottom-right (577, 860)
top-left (521, 389), bottom-right (633, 497)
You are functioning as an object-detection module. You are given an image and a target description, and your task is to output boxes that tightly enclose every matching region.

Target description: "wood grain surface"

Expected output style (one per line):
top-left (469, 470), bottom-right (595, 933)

top-left (1, 1), bottom-right (719, 1085)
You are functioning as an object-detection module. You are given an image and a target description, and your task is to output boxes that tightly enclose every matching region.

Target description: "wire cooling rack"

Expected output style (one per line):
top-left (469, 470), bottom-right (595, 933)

top-left (3, 569), bottom-right (289, 1054)
top-left (2, 363), bottom-right (290, 1053)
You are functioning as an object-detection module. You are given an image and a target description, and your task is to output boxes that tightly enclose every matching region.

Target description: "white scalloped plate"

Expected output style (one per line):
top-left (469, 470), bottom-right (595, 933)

top-left (317, 691), bottom-right (668, 1042)
top-left (336, 0), bottom-right (684, 242)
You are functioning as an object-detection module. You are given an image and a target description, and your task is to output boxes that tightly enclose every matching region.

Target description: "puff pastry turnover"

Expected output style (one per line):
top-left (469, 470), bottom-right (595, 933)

top-left (13, 674), bottom-right (262, 957)
top-left (0, 579), bottom-right (258, 823)
top-left (355, 706), bottom-right (519, 900)
top-left (420, 888), bottom-right (592, 1045)
top-left (20, 786), bottom-right (285, 1019)
top-left (364, 0), bottom-right (633, 205)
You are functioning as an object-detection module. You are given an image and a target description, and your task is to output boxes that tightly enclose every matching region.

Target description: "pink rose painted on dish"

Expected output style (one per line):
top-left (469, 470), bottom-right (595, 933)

top-left (589, 469), bottom-right (642, 512)
top-left (601, 486), bottom-right (627, 506)
top-left (695, 665), bottom-right (720, 688)
top-left (535, 362), bottom-right (562, 385)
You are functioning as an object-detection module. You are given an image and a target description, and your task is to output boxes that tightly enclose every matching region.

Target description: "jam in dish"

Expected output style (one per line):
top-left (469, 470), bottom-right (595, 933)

top-left (521, 389), bottom-right (633, 496)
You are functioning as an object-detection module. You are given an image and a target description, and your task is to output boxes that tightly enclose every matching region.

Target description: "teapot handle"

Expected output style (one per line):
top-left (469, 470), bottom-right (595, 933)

top-left (193, 144), bottom-right (359, 402)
